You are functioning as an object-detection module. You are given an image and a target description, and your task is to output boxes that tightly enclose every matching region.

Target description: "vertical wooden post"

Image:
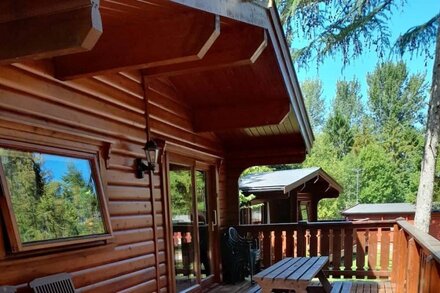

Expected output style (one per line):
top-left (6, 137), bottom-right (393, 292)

top-left (285, 227), bottom-right (294, 257)
top-left (380, 228), bottom-right (391, 273)
top-left (343, 226), bottom-right (354, 276)
top-left (297, 221), bottom-right (306, 257)
top-left (368, 229), bottom-right (378, 272)
top-left (309, 227), bottom-right (318, 256)
top-left (332, 228), bottom-right (342, 272)
top-left (396, 229), bottom-right (408, 292)
top-left (263, 230), bottom-right (272, 267)
top-left (356, 229), bottom-right (366, 273)
top-left (406, 238), bottom-right (421, 293)
top-left (274, 229), bottom-right (283, 262)
top-left (390, 224), bottom-right (400, 282)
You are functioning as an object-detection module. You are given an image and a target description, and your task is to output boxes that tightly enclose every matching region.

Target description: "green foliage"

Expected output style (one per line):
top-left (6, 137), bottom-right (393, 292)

top-left (395, 12), bottom-right (440, 59)
top-left (239, 191), bottom-right (263, 210)
top-left (301, 79), bottom-right (326, 131)
top-left (239, 60), bottom-right (431, 220)
top-left (367, 61), bottom-right (427, 128)
top-left (278, 1), bottom-right (437, 68)
top-left (333, 79), bottom-right (364, 127)
top-left (242, 165), bottom-right (274, 177)
top-left (325, 112), bottom-right (354, 158)
top-left (0, 149), bottom-right (105, 243)
top-left (278, 0), bottom-right (396, 67)
top-left (169, 168), bottom-right (193, 218)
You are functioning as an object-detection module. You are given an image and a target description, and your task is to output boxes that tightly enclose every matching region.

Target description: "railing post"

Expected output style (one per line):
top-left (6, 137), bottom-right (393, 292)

top-left (391, 223), bottom-right (400, 282)
top-left (380, 227), bottom-right (391, 273)
top-left (355, 229), bottom-right (366, 274)
top-left (368, 229), bottom-right (378, 272)
top-left (396, 228), bottom-right (408, 292)
top-left (343, 225), bottom-right (354, 277)
top-left (407, 237), bottom-right (421, 293)
top-left (262, 230), bottom-right (272, 268)
top-left (285, 227), bottom-right (294, 257)
top-left (332, 227), bottom-right (342, 273)
top-left (421, 255), bottom-right (440, 293)
top-left (297, 221), bottom-right (306, 257)
top-left (274, 229), bottom-right (283, 262)
top-left (309, 226), bottom-right (318, 256)
top-left (321, 227), bottom-right (330, 270)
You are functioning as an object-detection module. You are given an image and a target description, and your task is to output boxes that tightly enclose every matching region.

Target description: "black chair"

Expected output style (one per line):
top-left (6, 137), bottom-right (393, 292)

top-left (221, 227), bottom-right (260, 284)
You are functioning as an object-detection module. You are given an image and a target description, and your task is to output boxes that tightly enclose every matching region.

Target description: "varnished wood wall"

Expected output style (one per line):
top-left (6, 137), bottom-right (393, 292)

top-left (0, 61), bottom-right (227, 292)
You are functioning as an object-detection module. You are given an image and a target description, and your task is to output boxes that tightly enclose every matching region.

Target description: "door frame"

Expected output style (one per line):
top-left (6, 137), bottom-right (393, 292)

top-left (164, 151), bottom-right (220, 292)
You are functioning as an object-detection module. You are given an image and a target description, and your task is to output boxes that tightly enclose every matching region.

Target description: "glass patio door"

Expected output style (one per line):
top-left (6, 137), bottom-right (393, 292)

top-left (169, 162), bottom-right (214, 292)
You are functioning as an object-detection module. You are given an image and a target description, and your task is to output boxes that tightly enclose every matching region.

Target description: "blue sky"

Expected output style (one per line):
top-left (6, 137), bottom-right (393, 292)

top-left (42, 154), bottom-right (92, 182)
top-left (294, 0), bottom-right (440, 109)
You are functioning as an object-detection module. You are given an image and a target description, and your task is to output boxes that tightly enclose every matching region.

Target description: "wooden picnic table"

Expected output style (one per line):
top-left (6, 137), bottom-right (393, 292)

top-left (253, 256), bottom-right (332, 293)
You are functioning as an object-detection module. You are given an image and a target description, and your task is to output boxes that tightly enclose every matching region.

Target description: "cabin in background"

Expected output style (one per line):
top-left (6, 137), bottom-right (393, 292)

top-left (0, 1), bottom-right (313, 292)
top-left (342, 203), bottom-right (440, 240)
top-left (239, 167), bottom-right (342, 224)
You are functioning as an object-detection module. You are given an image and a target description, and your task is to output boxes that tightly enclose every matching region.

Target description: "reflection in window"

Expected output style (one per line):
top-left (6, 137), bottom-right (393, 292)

top-left (0, 148), bottom-right (106, 243)
top-left (169, 165), bottom-right (196, 291)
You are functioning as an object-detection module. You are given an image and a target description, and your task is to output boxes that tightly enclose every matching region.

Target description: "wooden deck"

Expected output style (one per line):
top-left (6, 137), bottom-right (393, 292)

top-left (205, 280), bottom-right (394, 293)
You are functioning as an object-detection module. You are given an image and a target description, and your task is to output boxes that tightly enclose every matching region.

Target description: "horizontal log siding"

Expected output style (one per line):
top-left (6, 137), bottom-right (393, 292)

top-left (0, 62), bottom-right (169, 292)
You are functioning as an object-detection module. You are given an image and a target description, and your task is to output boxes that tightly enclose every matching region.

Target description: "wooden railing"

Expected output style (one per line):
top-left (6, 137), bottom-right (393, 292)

top-left (391, 220), bottom-right (440, 292)
top-left (236, 220), bottom-right (397, 279)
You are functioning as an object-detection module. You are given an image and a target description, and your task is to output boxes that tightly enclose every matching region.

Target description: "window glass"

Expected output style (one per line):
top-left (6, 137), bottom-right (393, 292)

top-left (0, 148), bottom-right (106, 244)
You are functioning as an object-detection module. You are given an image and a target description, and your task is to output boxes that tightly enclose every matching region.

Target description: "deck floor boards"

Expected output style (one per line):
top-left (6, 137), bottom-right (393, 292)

top-left (205, 280), bottom-right (394, 293)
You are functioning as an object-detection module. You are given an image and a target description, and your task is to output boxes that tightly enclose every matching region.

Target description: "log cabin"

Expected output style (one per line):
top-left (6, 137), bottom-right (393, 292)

top-left (239, 167), bottom-right (342, 224)
top-left (0, 1), bottom-right (313, 292)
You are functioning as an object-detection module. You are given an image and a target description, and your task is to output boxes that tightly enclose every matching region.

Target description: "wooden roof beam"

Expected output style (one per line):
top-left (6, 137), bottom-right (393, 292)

top-left (143, 23), bottom-right (267, 78)
top-left (193, 100), bottom-right (290, 132)
top-left (54, 13), bottom-right (220, 80)
top-left (0, 0), bottom-right (102, 65)
top-left (169, 0), bottom-right (270, 28)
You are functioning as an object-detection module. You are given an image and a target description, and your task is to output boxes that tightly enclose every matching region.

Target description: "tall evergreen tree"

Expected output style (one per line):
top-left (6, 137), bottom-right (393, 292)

top-left (367, 61), bottom-right (427, 128)
top-left (333, 79), bottom-right (364, 127)
top-left (325, 112), bottom-right (354, 158)
top-left (301, 79), bottom-right (326, 131)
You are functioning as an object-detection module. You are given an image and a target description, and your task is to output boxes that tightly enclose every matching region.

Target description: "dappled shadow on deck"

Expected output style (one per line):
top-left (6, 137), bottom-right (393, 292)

top-left (204, 280), bottom-right (394, 293)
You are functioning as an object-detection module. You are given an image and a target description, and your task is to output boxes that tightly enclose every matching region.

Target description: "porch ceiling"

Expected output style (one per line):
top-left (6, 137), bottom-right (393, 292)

top-left (1, 0), bottom-right (313, 163)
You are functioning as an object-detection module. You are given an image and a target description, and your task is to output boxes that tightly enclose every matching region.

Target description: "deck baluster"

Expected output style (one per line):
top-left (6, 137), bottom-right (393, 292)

top-left (368, 229), bottom-right (378, 272)
top-left (274, 229), bottom-right (283, 262)
top-left (285, 228), bottom-right (294, 257)
top-left (332, 228), bottom-right (342, 273)
top-left (320, 227), bottom-right (330, 270)
top-left (343, 226), bottom-right (354, 277)
top-left (262, 230), bottom-right (272, 268)
top-left (380, 228), bottom-right (391, 272)
top-left (356, 229), bottom-right (366, 274)
top-left (309, 227), bottom-right (318, 257)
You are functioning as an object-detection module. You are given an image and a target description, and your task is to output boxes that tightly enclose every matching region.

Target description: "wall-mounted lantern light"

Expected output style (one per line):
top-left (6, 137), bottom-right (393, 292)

top-left (135, 140), bottom-right (159, 179)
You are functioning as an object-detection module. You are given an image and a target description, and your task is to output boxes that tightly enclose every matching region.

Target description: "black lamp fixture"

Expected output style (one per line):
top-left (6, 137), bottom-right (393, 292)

top-left (135, 140), bottom-right (159, 179)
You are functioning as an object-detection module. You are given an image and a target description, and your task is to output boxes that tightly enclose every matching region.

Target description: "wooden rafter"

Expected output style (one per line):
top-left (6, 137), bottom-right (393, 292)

top-left (0, 0), bottom-right (102, 65)
top-left (193, 100), bottom-right (290, 132)
top-left (143, 22), bottom-right (268, 78)
top-left (54, 13), bottom-right (221, 80)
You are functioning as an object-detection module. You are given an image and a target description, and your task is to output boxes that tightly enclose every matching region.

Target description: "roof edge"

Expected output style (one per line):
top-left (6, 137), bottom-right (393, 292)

top-left (169, 0), bottom-right (315, 153)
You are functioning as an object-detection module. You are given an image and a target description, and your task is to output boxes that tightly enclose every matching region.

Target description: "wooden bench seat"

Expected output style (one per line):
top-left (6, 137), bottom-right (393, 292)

top-left (248, 281), bottom-right (352, 293)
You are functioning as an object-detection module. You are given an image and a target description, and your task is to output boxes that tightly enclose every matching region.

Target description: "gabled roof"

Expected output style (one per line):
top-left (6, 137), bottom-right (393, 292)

top-left (239, 167), bottom-right (342, 194)
top-left (342, 203), bottom-right (416, 215)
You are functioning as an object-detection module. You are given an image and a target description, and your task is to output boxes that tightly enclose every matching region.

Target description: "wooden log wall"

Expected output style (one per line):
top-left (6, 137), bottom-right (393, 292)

top-left (0, 61), bottom-right (227, 292)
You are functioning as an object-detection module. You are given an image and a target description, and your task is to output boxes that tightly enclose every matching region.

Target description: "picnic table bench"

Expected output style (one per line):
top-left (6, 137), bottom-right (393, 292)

top-left (253, 256), bottom-right (332, 293)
